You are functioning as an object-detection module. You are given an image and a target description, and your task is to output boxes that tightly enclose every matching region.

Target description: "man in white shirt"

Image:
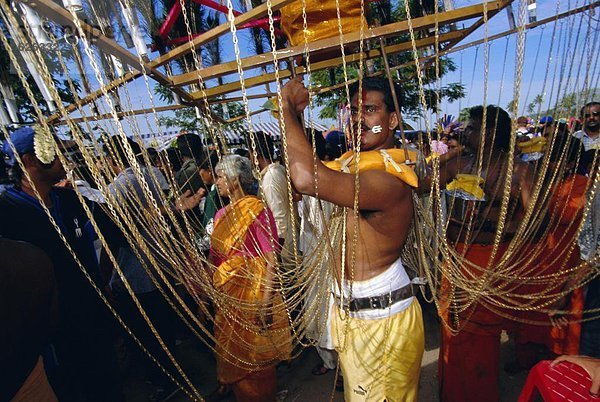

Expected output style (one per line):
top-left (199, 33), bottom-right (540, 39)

top-left (251, 131), bottom-right (298, 265)
top-left (573, 102), bottom-right (600, 151)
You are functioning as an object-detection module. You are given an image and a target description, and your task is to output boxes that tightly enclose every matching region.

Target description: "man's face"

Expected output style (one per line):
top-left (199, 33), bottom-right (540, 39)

top-left (448, 139), bottom-right (460, 151)
top-left (38, 155), bottom-right (66, 184)
top-left (463, 117), bottom-right (483, 150)
top-left (583, 104), bottom-right (600, 133)
top-left (350, 90), bottom-right (397, 151)
top-left (199, 168), bottom-right (213, 185)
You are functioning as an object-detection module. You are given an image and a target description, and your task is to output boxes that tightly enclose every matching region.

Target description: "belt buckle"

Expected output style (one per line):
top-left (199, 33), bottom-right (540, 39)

top-left (369, 296), bottom-right (383, 309)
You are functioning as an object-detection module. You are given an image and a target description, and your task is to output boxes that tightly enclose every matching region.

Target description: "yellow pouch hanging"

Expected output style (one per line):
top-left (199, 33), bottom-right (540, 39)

top-left (517, 137), bottom-right (547, 153)
top-left (280, 0), bottom-right (367, 46)
top-left (446, 174), bottom-right (486, 201)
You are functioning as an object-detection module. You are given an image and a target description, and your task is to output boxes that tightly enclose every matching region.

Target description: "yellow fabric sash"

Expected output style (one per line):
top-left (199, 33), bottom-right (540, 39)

top-left (518, 136), bottom-right (547, 153)
top-left (446, 174), bottom-right (486, 200)
top-left (324, 149), bottom-right (419, 188)
top-left (211, 196), bottom-right (265, 288)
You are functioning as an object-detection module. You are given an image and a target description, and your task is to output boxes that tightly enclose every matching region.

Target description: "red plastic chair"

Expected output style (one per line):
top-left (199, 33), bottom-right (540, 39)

top-left (519, 360), bottom-right (598, 401)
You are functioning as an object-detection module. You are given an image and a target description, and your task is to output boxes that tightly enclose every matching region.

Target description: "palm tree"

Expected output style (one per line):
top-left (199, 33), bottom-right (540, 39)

top-left (527, 94), bottom-right (543, 115)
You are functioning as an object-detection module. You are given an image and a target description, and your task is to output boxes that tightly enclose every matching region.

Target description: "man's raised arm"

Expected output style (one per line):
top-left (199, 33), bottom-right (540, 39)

top-left (280, 77), bottom-right (410, 211)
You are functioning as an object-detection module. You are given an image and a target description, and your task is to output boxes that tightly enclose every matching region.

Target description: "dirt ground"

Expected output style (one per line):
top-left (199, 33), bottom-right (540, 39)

top-left (123, 300), bottom-right (529, 402)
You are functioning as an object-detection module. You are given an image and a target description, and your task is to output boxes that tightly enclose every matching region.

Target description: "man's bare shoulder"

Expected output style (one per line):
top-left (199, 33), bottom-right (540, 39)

top-left (361, 169), bottom-right (414, 197)
top-left (442, 154), bottom-right (470, 179)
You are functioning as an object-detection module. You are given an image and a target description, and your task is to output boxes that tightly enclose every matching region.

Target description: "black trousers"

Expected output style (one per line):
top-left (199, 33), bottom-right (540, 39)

top-left (49, 311), bottom-right (124, 402)
top-left (116, 289), bottom-right (179, 388)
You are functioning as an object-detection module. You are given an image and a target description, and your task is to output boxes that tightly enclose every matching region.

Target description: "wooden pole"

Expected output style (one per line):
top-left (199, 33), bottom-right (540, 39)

top-left (379, 37), bottom-right (410, 163)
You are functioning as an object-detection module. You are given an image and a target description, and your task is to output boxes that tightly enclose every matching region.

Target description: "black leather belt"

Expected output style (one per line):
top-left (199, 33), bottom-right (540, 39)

top-left (342, 283), bottom-right (414, 312)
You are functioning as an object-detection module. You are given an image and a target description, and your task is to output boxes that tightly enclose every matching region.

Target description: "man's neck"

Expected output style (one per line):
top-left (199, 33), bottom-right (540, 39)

top-left (584, 128), bottom-right (599, 138)
top-left (370, 135), bottom-right (395, 151)
top-left (20, 178), bottom-right (53, 206)
top-left (258, 158), bottom-right (271, 171)
top-left (228, 188), bottom-right (246, 203)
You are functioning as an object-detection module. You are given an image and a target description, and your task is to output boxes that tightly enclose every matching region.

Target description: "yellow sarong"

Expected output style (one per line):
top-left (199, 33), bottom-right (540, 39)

top-left (332, 299), bottom-right (424, 402)
top-left (211, 196), bottom-right (292, 385)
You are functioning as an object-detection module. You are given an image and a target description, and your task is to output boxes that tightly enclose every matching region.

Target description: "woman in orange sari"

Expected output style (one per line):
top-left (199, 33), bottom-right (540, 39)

top-left (209, 155), bottom-right (292, 402)
top-left (513, 136), bottom-right (588, 368)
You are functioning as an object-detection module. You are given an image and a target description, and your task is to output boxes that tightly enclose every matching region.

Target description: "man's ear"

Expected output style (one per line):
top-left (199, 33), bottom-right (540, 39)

top-left (21, 153), bottom-right (38, 169)
top-left (389, 111), bottom-right (399, 131)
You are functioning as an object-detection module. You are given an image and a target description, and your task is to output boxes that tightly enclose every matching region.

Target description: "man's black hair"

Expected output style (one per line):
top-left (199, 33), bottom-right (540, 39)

top-left (234, 148), bottom-right (250, 158)
top-left (165, 148), bottom-right (183, 173)
top-left (348, 77), bottom-right (400, 113)
top-left (176, 134), bottom-right (204, 161)
top-left (580, 101), bottom-right (600, 117)
top-left (103, 136), bottom-right (140, 168)
top-left (146, 147), bottom-right (160, 167)
top-left (250, 131), bottom-right (275, 161)
top-left (198, 150), bottom-right (219, 171)
top-left (449, 133), bottom-right (465, 145)
top-left (549, 136), bottom-right (583, 165)
top-left (468, 105), bottom-right (512, 152)
top-left (307, 130), bottom-right (327, 161)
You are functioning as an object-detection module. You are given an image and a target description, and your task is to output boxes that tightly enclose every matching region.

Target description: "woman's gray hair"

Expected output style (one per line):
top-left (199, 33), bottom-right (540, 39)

top-left (215, 154), bottom-right (256, 194)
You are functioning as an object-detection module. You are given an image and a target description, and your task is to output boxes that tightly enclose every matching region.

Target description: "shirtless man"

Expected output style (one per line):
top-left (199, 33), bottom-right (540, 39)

top-left (282, 76), bottom-right (424, 401)
top-left (439, 105), bottom-right (534, 402)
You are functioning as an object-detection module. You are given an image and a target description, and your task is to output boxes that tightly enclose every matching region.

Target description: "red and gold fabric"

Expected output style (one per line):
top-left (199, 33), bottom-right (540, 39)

top-left (210, 196), bottom-right (292, 385)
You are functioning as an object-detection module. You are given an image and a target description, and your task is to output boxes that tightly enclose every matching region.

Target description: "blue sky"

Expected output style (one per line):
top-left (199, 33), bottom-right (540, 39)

top-left (430, 0), bottom-right (599, 129)
top-left (54, 0), bottom-right (598, 138)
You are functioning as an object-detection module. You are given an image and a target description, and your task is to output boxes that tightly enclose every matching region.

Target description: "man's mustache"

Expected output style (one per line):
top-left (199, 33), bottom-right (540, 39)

top-left (353, 123), bottom-right (380, 133)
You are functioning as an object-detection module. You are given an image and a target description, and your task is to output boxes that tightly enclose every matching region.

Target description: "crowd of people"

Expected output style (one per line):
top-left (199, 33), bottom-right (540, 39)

top-left (1, 80), bottom-right (598, 402)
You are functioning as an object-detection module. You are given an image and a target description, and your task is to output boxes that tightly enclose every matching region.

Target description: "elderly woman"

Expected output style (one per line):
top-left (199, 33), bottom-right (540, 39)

top-left (209, 155), bottom-right (291, 402)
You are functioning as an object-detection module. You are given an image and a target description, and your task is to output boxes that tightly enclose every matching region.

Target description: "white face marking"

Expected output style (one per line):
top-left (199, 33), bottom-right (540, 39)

top-left (371, 125), bottom-right (382, 134)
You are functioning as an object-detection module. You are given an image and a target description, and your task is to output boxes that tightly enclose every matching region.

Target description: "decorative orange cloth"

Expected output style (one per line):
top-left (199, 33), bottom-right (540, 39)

top-left (544, 174), bottom-right (588, 355)
top-left (511, 175), bottom-right (587, 368)
top-left (210, 196), bottom-right (292, 385)
top-left (324, 149), bottom-right (419, 188)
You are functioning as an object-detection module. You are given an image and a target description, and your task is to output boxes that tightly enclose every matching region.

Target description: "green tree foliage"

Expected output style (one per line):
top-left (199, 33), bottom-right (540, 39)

top-left (0, 21), bottom-right (79, 122)
top-left (542, 87), bottom-right (599, 118)
top-left (150, 1), bottom-right (246, 128)
top-left (511, 88), bottom-right (598, 119)
top-left (155, 84), bottom-right (244, 133)
top-left (458, 106), bottom-right (472, 122)
top-left (527, 93), bottom-right (544, 114)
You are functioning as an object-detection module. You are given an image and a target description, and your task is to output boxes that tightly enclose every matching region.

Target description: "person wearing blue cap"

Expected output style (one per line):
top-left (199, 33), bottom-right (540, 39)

top-left (537, 116), bottom-right (554, 137)
top-left (0, 127), bottom-right (125, 401)
top-left (324, 130), bottom-right (347, 160)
